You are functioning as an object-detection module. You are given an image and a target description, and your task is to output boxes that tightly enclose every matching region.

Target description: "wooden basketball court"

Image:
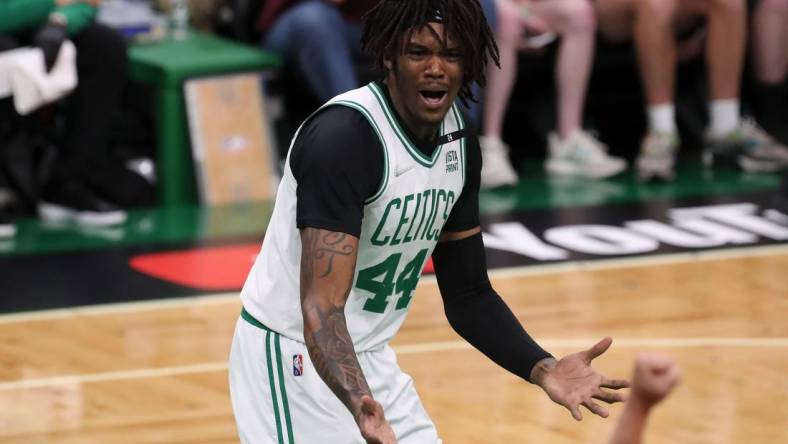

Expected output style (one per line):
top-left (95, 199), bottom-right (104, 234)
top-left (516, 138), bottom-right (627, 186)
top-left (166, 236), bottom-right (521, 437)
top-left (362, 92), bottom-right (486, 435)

top-left (1, 246), bottom-right (786, 443)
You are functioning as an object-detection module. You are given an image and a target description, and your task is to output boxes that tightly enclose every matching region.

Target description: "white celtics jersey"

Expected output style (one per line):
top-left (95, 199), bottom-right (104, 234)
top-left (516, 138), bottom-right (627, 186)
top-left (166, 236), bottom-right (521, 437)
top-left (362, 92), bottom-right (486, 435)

top-left (240, 82), bottom-right (467, 351)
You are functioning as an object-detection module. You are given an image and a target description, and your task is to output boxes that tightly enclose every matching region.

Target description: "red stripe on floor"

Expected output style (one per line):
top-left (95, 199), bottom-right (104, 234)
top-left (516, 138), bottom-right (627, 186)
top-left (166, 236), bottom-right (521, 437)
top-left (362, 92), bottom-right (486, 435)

top-left (129, 244), bottom-right (261, 290)
top-left (423, 257), bottom-right (434, 274)
top-left (130, 244), bottom-right (435, 291)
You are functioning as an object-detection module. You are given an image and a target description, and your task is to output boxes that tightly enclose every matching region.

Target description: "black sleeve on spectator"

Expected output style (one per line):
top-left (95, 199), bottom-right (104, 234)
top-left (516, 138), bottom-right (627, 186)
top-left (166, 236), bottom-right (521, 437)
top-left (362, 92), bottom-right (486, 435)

top-left (443, 130), bottom-right (481, 232)
top-left (290, 106), bottom-right (384, 237)
top-left (432, 233), bottom-right (553, 382)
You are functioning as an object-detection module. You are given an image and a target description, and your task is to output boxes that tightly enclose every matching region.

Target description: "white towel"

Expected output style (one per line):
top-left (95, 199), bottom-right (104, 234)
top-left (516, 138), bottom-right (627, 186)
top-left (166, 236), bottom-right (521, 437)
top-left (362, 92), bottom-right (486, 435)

top-left (0, 41), bottom-right (78, 115)
top-left (0, 48), bottom-right (29, 98)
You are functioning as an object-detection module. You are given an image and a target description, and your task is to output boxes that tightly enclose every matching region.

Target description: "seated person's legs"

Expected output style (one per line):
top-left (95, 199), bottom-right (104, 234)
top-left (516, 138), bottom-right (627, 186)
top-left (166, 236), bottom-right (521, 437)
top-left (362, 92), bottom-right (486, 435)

top-left (597, 0), bottom-right (788, 178)
top-left (750, 0), bottom-right (788, 142)
top-left (528, 0), bottom-right (626, 179)
top-left (463, 0), bottom-right (498, 127)
top-left (751, 0), bottom-right (788, 85)
top-left (38, 23), bottom-right (129, 226)
top-left (530, 0), bottom-right (597, 139)
top-left (700, 0), bottom-right (788, 172)
top-left (63, 23), bottom-right (126, 175)
top-left (694, 0), bottom-right (745, 136)
top-left (596, 0), bottom-right (684, 180)
top-left (597, 0), bottom-right (681, 106)
top-left (478, 0), bottom-right (521, 188)
top-left (263, 1), bottom-right (360, 102)
top-left (480, 0), bottom-right (625, 187)
top-left (0, 35), bottom-right (21, 238)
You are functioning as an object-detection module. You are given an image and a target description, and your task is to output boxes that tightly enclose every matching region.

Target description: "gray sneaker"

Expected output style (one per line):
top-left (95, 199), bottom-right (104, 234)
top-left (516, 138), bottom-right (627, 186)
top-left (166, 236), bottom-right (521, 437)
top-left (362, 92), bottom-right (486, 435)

top-left (0, 215), bottom-right (15, 238)
top-left (480, 136), bottom-right (518, 188)
top-left (545, 130), bottom-right (627, 179)
top-left (636, 131), bottom-right (680, 181)
top-left (704, 119), bottom-right (788, 173)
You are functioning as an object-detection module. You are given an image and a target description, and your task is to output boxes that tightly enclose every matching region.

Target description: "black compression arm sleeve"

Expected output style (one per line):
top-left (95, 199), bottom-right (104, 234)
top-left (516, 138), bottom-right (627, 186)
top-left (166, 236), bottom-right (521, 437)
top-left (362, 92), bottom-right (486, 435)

top-left (432, 233), bottom-right (553, 382)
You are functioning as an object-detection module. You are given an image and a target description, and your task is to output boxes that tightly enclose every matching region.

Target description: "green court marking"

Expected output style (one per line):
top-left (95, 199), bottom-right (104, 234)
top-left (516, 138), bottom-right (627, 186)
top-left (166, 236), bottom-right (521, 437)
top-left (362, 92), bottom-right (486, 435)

top-left (0, 160), bottom-right (780, 257)
top-left (0, 202), bottom-right (273, 257)
top-left (479, 159), bottom-right (781, 214)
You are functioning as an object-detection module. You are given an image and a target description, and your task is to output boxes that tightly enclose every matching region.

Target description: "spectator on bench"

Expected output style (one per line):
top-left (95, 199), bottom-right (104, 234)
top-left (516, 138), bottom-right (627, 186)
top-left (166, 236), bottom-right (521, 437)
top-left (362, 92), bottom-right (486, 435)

top-left (480, 0), bottom-right (626, 188)
top-left (594, 0), bottom-right (788, 181)
top-left (750, 0), bottom-right (788, 144)
top-left (258, 0), bottom-right (497, 126)
top-left (258, 0), bottom-right (378, 104)
top-left (0, 0), bottom-right (128, 226)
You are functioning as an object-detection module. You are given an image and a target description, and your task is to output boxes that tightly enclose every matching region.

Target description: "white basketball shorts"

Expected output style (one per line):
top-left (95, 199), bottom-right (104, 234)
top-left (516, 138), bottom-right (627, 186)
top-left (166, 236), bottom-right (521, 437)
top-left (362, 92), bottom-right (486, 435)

top-left (229, 309), bottom-right (442, 444)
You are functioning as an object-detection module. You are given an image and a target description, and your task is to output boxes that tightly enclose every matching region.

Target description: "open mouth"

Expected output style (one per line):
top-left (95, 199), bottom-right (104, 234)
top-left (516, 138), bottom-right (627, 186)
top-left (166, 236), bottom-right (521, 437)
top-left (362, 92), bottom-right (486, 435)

top-left (420, 90), bottom-right (447, 107)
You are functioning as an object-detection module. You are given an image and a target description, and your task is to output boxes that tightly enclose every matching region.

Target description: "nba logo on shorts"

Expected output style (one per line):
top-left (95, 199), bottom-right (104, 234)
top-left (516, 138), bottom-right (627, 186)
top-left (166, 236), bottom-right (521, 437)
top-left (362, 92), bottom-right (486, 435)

top-left (293, 354), bottom-right (303, 376)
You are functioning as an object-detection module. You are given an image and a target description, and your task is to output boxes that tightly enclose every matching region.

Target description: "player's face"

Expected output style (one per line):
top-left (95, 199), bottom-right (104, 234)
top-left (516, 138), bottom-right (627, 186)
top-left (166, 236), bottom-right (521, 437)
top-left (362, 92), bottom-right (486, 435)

top-left (384, 23), bottom-right (464, 140)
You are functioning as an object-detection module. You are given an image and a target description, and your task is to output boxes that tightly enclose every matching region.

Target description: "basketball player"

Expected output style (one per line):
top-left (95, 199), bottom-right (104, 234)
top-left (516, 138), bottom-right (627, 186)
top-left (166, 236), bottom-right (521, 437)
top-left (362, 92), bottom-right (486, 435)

top-left (229, 1), bottom-right (629, 442)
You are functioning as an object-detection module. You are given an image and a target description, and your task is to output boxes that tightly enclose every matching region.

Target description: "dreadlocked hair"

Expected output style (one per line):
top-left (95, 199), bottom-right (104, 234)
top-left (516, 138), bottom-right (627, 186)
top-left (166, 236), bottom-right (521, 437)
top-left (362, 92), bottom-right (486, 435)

top-left (360, 0), bottom-right (500, 106)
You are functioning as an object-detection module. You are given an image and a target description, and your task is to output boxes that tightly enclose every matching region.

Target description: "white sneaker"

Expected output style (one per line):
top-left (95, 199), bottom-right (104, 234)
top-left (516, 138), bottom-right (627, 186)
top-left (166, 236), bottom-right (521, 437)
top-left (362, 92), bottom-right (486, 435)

top-left (545, 130), bottom-right (627, 179)
top-left (480, 136), bottom-right (518, 188)
top-left (0, 218), bottom-right (15, 238)
top-left (636, 131), bottom-right (680, 181)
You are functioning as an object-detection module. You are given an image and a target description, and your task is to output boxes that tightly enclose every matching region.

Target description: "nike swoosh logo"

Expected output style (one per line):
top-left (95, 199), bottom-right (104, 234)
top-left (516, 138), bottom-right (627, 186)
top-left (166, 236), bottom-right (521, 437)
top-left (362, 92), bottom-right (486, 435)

top-left (394, 164), bottom-right (416, 177)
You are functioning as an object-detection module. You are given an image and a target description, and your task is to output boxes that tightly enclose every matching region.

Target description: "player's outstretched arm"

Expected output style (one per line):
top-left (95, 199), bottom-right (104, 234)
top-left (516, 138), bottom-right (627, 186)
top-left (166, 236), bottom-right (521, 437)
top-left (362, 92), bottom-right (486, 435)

top-left (433, 230), bottom-right (554, 383)
top-left (434, 230), bottom-right (629, 421)
top-left (299, 227), bottom-right (397, 444)
top-left (530, 338), bottom-right (630, 421)
top-left (607, 353), bottom-right (680, 444)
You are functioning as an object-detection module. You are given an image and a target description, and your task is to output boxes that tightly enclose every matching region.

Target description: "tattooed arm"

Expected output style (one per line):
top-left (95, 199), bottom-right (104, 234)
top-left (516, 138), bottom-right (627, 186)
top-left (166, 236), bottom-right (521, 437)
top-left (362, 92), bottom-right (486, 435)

top-left (299, 228), bottom-right (397, 444)
top-left (300, 227), bottom-right (366, 406)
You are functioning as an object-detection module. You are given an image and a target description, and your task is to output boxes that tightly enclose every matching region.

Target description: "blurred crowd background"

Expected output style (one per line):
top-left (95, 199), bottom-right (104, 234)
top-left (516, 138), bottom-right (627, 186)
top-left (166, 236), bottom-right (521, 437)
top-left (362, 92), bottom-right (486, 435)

top-left (1, 0), bottom-right (787, 238)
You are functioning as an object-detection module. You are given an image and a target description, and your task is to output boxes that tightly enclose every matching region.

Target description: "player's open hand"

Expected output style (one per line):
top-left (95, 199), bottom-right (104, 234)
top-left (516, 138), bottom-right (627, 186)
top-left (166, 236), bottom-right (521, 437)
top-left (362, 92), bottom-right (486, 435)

top-left (357, 395), bottom-right (398, 444)
top-left (534, 337), bottom-right (630, 421)
top-left (631, 352), bottom-right (681, 407)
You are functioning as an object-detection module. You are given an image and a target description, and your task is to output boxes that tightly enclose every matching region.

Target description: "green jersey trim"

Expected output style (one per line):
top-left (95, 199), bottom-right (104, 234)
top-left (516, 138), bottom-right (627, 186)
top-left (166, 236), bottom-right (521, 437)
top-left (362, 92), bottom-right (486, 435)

top-left (331, 100), bottom-right (391, 204)
top-left (367, 83), bottom-right (445, 168)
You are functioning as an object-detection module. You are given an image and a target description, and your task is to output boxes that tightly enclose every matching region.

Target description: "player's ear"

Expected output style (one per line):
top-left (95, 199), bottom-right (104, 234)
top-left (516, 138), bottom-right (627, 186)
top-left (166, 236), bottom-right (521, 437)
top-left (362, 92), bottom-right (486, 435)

top-left (383, 54), bottom-right (393, 71)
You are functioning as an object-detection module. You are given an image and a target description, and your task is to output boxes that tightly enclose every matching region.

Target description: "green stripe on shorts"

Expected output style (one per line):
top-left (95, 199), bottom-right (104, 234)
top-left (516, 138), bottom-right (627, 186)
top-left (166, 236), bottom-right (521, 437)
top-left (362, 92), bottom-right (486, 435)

top-left (275, 334), bottom-right (295, 443)
top-left (265, 331), bottom-right (285, 444)
top-left (249, 309), bottom-right (294, 443)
